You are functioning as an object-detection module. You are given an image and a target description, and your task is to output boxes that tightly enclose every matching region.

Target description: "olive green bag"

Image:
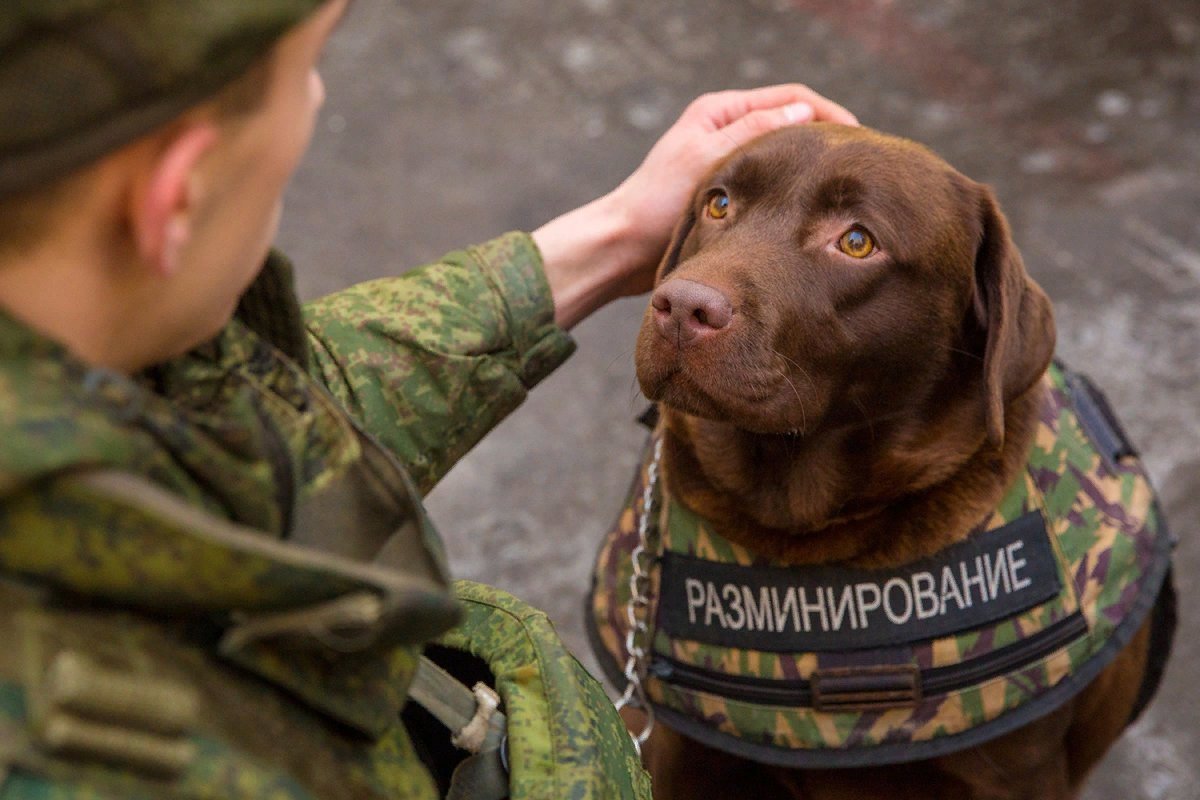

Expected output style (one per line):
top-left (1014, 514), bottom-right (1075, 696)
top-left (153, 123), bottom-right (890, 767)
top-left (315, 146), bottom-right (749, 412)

top-left (431, 581), bottom-right (651, 800)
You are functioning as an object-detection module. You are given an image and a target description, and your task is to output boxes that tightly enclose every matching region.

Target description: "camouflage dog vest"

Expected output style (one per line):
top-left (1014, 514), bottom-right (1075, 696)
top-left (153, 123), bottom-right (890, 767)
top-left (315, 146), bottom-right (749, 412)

top-left (588, 364), bottom-right (1175, 767)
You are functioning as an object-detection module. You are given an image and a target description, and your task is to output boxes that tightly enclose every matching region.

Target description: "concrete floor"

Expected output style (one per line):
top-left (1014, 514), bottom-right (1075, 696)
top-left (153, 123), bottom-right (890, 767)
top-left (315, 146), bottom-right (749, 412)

top-left (277, 1), bottom-right (1199, 796)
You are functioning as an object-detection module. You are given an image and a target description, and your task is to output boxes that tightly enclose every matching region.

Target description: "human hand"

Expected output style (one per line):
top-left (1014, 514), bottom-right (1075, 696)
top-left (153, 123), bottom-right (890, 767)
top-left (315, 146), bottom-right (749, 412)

top-left (534, 84), bottom-right (857, 329)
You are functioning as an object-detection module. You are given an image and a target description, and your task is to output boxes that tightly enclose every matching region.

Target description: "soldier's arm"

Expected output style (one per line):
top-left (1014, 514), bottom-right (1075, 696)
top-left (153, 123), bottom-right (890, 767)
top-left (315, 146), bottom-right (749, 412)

top-left (302, 232), bottom-right (573, 495)
top-left (302, 86), bottom-right (856, 493)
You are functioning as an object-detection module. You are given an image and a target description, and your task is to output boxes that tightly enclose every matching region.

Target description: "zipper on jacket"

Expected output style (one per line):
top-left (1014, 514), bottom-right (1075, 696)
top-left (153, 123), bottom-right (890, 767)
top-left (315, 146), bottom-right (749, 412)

top-left (648, 611), bottom-right (1089, 707)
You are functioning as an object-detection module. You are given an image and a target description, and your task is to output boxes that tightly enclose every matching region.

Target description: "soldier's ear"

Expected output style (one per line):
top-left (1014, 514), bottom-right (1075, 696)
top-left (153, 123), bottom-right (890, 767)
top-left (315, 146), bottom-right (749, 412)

top-left (131, 123), bottom-right (219, 277)
top-left (971, 185), bottom-right (1056, 448)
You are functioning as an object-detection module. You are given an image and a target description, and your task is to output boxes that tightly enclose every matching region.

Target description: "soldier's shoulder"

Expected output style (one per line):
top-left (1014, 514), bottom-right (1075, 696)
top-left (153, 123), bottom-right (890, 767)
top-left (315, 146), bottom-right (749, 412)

top-left (0, 339), bottom-right (151, 489)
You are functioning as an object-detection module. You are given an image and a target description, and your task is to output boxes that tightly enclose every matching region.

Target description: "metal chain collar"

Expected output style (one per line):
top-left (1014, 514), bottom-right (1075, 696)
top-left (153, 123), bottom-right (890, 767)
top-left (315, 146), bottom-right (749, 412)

top-left (613, 436), bottom-right (663, 756)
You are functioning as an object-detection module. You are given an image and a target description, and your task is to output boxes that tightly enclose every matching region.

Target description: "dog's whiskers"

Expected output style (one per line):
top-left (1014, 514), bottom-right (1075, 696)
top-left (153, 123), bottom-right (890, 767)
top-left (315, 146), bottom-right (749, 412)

top-left (627, 375), bottom-right (643, 410)
top-left (851, 393), bottom-right (876, 443)
top-left (716, 126), bottom-right (750, 161)
top-left (780, 372), bottom-right (807, 433)
top-left (770, 348), bottom-right (812, 431)
top-left (771, 348), bottom-right (817, 391)
top-left (932, 342), bottom-right (984, 362)
top-left (606, 346), bottom-right (636, 374)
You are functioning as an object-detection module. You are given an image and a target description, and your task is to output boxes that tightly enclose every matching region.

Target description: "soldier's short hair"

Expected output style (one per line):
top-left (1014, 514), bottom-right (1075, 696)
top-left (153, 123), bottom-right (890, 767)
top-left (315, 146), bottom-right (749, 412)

top-left (0, 54), bottom-right (275, 256)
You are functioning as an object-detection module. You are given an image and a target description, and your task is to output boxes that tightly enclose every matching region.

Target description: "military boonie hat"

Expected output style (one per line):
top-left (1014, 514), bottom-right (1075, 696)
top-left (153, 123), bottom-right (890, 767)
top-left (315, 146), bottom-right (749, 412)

top-left (0, 0), bottom-right (327, 199)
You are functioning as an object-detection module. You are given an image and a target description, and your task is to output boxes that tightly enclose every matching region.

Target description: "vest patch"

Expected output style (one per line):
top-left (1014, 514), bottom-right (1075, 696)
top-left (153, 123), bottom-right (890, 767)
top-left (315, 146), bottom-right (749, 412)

top-left (657, 511), bottom-right (1060, 651)
top-left (591, 365), bottom-right (1172, 765)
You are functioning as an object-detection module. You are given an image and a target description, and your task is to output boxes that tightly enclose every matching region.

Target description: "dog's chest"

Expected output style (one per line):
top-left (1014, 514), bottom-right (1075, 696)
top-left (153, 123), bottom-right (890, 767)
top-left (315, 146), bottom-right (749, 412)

top-left (587, 363), bottom-right (1172, 768)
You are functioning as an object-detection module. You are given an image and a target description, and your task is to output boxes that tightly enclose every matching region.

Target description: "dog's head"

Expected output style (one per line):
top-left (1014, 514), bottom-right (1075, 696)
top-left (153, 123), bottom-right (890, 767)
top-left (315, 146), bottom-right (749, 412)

top-left (636, 123), bottom-right (1054, 453)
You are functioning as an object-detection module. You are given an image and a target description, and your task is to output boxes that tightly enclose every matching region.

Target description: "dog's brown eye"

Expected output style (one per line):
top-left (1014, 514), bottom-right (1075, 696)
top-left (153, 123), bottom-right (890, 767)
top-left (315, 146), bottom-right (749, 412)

top-left (838, 228), bottom-right (875, 259)
top-left (706, 192), bottom-right (731, 219)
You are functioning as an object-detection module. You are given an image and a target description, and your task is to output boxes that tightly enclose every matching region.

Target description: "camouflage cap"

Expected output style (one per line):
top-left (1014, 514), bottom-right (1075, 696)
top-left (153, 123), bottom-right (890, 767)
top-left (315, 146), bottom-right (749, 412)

top-left (0, 0), bottom-right (327, 199)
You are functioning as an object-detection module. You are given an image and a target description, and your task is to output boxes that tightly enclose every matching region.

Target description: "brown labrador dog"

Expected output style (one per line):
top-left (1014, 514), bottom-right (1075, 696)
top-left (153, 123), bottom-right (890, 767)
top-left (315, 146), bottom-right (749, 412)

top-left (627, 123), bottom-right (1160, 800)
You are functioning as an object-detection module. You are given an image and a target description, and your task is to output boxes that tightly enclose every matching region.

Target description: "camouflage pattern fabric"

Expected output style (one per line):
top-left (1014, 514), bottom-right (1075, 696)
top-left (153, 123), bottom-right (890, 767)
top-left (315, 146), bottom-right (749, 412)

top-left (0, 233), bottom-right (645, 798)
top-left (0, 233), bottom-right (571, 530)
top-left (439, 582), bottom-right (652, 800)
top-left (0, 0), bottom-right (325, 197)
top-left (590, 363), bottom-right (1173, 766)
top-left (304, 233), bottom-right (575, 496)
top-left (0, 565), bottom-right (438, 800)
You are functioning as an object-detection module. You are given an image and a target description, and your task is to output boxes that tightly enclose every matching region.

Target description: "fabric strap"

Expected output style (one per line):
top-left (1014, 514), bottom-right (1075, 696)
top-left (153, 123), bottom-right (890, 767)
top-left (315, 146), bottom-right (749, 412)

top-left (408, 656), bottom-right (509, 800)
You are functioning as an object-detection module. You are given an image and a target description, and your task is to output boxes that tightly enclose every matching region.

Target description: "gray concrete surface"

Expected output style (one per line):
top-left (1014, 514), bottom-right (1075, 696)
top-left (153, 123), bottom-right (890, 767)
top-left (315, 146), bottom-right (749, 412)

top-left (277, 1), bottom-right (1199, 796)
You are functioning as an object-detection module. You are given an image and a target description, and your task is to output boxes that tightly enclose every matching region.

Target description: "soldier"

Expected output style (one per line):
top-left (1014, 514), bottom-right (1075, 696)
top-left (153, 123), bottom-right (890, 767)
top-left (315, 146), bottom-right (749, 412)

top-left (0, 0), bottom-right (856, 797)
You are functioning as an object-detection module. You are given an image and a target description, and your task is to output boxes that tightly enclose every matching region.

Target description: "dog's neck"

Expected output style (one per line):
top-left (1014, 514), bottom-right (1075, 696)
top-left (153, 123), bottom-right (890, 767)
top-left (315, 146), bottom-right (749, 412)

top-left (659, 379), bottom-right (1046, 568)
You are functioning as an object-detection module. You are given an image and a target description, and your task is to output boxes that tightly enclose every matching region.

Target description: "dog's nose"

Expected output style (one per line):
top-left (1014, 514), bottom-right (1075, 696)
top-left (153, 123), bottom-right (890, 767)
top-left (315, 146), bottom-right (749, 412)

top-left (651, 279), bottom-right (733, 345)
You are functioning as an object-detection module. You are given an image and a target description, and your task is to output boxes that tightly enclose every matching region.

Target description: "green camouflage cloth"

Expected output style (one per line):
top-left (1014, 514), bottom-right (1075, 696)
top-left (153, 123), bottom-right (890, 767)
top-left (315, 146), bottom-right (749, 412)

top-left (0, 0), bottom-right (325, 197)
top-left (439, 582), bottom-right (652, 800)
top-left (304, 234), bottom-right (575, 496)
top-left (589, 363), bottom-right (1173, 766)
top-left (0, 233), bottom-right (647, 797)
top-left (0, 544), bottom-right (440, 800)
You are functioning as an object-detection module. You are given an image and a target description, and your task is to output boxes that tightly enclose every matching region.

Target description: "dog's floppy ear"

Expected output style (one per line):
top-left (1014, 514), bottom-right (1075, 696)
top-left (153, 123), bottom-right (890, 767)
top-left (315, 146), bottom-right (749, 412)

top-left (655, 207), bottom-right (698, 284)
top-left (972, 186), bottom-right (1056, 448)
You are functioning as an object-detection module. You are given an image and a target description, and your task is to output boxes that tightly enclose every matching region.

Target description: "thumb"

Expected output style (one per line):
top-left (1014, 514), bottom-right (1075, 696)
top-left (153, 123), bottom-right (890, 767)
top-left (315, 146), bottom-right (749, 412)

top-left (712, 102), bottom-right (814, 154)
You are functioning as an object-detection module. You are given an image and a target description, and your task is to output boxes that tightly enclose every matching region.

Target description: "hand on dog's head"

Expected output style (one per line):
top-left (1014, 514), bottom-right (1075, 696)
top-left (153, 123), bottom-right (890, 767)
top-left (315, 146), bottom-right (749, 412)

top-left (636, 123), bottom-right (1055, 554)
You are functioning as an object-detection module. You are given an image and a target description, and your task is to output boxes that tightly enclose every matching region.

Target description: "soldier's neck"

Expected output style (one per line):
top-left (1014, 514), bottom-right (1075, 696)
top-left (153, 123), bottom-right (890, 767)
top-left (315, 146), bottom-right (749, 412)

top-left (0, 239), bottom-right (158, 374)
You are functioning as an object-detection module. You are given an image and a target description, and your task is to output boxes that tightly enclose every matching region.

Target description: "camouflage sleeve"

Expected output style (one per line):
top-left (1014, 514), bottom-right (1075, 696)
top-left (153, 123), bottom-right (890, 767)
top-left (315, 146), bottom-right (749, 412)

top-left (302, 232), bottom-right (576, 494)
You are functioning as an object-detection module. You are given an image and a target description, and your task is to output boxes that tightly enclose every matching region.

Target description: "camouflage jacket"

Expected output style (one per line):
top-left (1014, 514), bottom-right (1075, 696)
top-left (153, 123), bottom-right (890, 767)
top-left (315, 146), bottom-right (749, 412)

top-left (0, 233), bottom-right (649, 798)
top-left (589, 363), bottom-right (1175, 767)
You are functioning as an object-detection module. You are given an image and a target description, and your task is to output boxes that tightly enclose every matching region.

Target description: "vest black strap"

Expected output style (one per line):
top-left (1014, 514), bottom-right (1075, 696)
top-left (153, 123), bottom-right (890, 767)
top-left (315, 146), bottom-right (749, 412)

top-left (446, 749), bottom-right (509, 800)
top-left (408, 657), bottom-right (509, 800)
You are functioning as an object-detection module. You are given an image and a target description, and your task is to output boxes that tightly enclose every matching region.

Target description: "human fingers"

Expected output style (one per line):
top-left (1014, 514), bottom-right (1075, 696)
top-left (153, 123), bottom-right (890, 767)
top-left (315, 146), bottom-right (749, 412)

top-left (706, 103), bottom-right (815, 155)
top-left (684, 84), bottom-right (859, 130)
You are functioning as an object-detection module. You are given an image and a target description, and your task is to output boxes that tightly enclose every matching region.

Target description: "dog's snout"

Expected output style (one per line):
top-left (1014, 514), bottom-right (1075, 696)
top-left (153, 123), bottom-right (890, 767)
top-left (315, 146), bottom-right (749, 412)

top-left (651, 279), bottom-right (733, 346)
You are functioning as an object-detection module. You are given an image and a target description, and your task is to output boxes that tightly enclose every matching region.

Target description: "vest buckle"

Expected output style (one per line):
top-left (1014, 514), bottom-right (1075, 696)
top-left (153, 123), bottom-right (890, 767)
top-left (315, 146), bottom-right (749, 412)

top-left (811, 664), bottom-right (922, 712)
